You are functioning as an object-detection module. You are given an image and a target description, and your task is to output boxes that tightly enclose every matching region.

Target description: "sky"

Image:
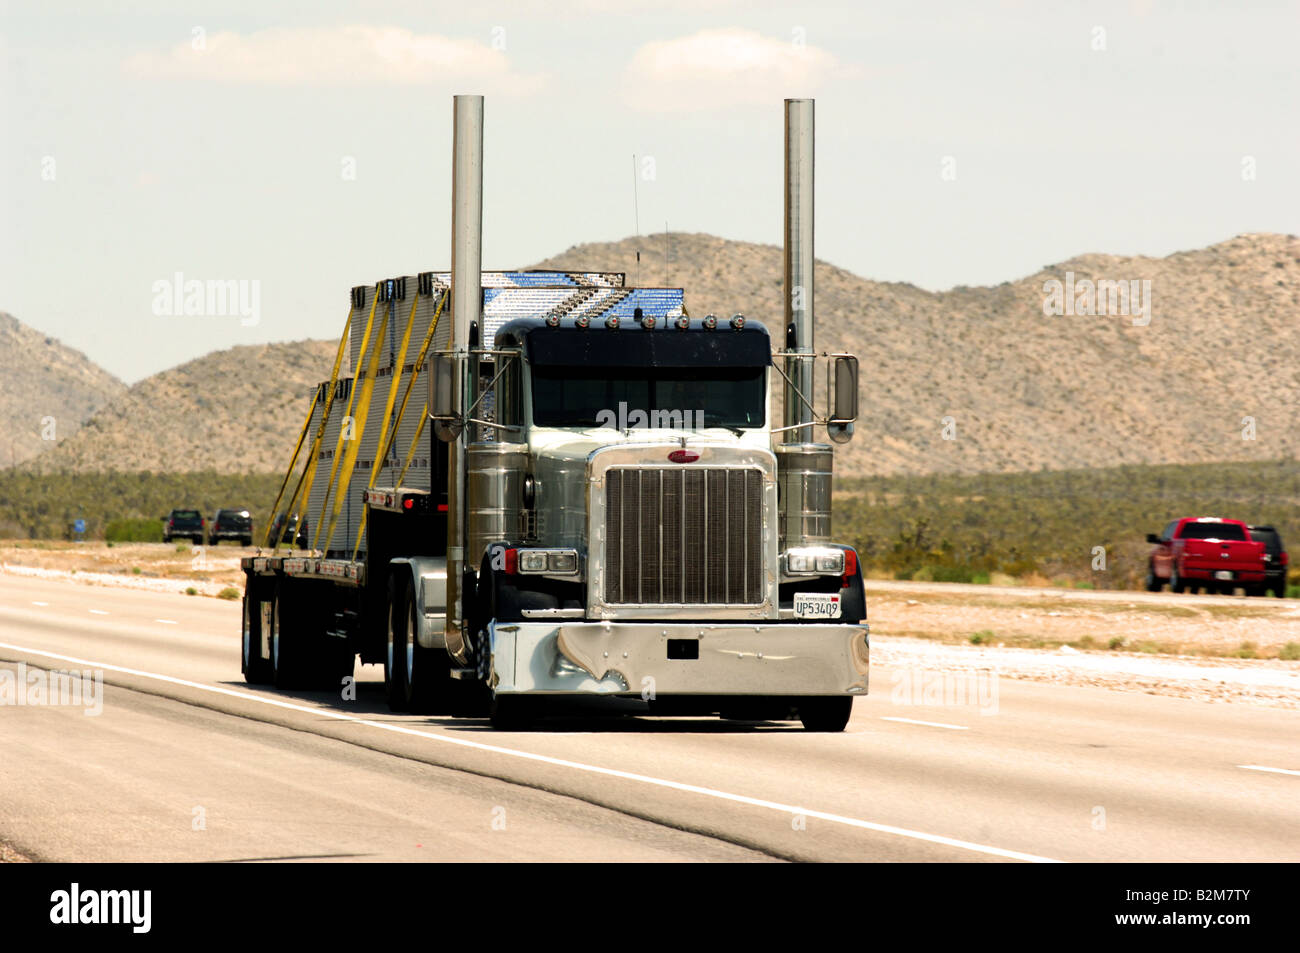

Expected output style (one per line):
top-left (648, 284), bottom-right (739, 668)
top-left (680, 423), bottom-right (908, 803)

top-left (2, 0), bottom-right (1297, 382)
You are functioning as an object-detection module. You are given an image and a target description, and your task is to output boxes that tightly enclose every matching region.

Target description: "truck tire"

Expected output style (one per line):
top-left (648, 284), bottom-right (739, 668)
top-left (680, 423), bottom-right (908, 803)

top-left (1144, 566), bottom-right (1162, 592)
top-left (474, 565), bottom-right (529, 727)
top-left (270, 584), bottom-right (309, 689)
top-left (489, 694), bottom-right (534, 731)
top-left (799, 697), bottom-right (853, 732)
top-left (1169, 567), bottom-right (1185, 594)
top-left (402, 584), bottom-right (450, 714)
top-left (241, 589), bottom-right (272, 684)
top-left (385, 578), bottom-right (410, 712)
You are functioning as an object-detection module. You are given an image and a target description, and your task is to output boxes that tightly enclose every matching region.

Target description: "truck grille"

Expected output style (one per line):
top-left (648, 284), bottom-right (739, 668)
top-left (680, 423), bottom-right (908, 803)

top-left (604, 467), bottom-right (763, 605)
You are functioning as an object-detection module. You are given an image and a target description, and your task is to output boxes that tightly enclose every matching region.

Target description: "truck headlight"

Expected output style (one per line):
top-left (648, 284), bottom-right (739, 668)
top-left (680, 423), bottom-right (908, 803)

top-left (515, 548), bottom-right (580, 576)
top-left (518, 551), bottom-right (548, 573)
top-left (784, 547), bottom-right (844, 576)
top-left (548, 551), bottom-right (578, 574)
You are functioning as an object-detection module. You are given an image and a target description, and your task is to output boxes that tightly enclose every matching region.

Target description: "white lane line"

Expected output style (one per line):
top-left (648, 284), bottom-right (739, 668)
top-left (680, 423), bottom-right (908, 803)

top-left (154, 619), bottom-right (178, 625)
top-left (0, 640), bottom-right (1062, 864)
top-left (89, 609), bottom-right (109, 615)
top-left (881, 716), bottom-right (970, 731)
top-left (1239, 765), bottom-right (1300, 777)
top-left (31, 601), bottom-right (49, 607)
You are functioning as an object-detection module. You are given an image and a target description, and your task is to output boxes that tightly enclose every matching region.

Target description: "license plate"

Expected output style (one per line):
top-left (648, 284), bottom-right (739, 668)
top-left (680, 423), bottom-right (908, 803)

top-left (794, 593), bottom-right (841, 619)
top-left (1215, 570), bottom-right (1233, 581)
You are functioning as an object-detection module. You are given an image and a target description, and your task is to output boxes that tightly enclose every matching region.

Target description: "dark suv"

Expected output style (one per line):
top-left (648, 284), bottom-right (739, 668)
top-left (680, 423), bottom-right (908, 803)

top-left (162, 509), bottom-right (205, 544)
top-left (1247, 525), bottom-right (1289, 598)
top-left (208, 508), bottom-right (253, 547)
top-left (269, 513), bottom-right (309, 549)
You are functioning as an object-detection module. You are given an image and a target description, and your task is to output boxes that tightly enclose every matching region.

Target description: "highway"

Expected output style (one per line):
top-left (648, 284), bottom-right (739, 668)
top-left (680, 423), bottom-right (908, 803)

top-left (1, 573), bottom-right (1297, 863)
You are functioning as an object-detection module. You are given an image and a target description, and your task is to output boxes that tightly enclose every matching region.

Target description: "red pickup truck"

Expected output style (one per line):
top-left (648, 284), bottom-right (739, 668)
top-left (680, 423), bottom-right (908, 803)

top-left (1145, 517), bottom-right (1267, 595)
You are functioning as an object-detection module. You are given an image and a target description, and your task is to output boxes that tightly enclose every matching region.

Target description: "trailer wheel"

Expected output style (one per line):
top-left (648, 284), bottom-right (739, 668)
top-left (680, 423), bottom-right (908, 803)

top-left (241, 588), bottom-right (272, 684)
top-left (799, 697), bottom-right (853, 732)
top-left (385, 577), bottom-right (410, 712)
top-left (270, 583), bottom-right (309, 689)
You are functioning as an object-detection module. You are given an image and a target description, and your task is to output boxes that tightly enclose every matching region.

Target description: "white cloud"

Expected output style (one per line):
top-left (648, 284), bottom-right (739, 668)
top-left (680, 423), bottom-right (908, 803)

top-left (124, 25), bottom-right (544, 93)
top-left (622, 28), bottom-right (855, 112)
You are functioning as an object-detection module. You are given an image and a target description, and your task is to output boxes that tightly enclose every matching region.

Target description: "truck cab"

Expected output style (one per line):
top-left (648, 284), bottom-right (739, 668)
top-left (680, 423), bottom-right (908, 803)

top-left (430, 315), bottom-right (867, 727)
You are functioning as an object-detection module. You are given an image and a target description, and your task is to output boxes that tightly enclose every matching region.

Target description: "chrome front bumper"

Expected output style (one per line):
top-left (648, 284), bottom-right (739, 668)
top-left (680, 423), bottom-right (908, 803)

top-left (488, 621), bottom-right (869, 697)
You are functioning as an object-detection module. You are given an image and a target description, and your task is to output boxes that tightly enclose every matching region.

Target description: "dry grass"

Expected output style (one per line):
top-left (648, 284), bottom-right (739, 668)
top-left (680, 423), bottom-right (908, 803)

top-left (868, 585), bottom-right (1300, 659)
top-left (0, 539), bottom-right (247, 593)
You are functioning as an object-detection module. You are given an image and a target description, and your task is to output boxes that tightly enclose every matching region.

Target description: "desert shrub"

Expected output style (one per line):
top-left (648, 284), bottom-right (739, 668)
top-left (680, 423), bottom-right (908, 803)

top-left (104, 518), bottom-right (164, 542)
top-left (838, 459), bottom-right (1300, 593)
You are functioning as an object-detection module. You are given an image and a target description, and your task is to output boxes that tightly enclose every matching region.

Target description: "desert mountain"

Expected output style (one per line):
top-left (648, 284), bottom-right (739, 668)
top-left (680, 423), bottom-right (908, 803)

top-left (25, 340), bottom-right (336, 474)
top-left (18, 232), bottom-right (1299, 477)
top-left (537, 232), bottom-right (1300, 476)
top-left (0, 312), bottom-right (126, 467)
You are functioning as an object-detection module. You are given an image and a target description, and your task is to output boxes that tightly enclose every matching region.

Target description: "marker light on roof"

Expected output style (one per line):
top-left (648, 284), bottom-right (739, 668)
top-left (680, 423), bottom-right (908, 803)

top-left (546, 314), bottom-right (561, 327)
top-left (702, 314), bottom-right (717, 330)
top-left (575, 315), bottom-right (589, 329)
top-left (731, 314), bottom-right (745, 329)
top-left (606, 316), bottom-right (620, 329)
top-left (675, 316), bottom-right (690, 330)
top-left (640, 315), bottom-right (656, 329)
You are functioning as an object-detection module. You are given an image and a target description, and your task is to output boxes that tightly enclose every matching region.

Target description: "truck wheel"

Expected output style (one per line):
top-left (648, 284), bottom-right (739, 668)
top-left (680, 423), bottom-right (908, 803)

top-left (1274, 583), bottom-right (1287, 599)
top-left (1169, 567), bottom-right (1185, 594)
top-left (385, 579), bottom-right (410, 712)
top-left (489, 694), bottom-right (533, 731)
top-left (1144, 567), bottom-right (1162, 592)
top-left (270, 585), bottom-right (308, 689)
top-left (799, 697), bottom-right (853, 732)
top-left (241, 590), bottom-right (272, 684)
top-left (403, 585), bottom-right (450, 714)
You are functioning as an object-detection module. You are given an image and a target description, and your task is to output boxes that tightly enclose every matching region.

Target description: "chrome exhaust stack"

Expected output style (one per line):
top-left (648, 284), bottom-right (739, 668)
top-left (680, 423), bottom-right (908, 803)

top-left (445, 93), bottom-right (483, 665)
top-left (783, 98), bottom-right (816, 445)
top-left (776, 98), bottom-right (832, 547)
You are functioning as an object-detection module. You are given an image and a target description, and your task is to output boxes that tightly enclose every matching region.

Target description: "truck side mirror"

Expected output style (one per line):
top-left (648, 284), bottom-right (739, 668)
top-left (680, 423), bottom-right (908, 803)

top-left (1146, 533), bottom-right (1160, 544)
top-left (430, 353), bottom-right (463, 442)
top-left (827, 355), bottom-right (858, 445)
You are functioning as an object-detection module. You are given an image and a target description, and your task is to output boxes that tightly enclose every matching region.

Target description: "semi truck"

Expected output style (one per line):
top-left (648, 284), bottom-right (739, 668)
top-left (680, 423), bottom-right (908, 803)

top-left (241, 95), bottom-right (869, 730)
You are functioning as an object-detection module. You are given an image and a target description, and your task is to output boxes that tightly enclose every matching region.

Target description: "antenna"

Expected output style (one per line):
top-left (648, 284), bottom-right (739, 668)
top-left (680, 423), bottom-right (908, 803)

top-left (631, 153), bottom-right (641, 286)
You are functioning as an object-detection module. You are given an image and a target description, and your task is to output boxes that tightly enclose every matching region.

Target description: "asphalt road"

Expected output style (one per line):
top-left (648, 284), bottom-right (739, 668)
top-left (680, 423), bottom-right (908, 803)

top-left (1, 573), bottom-right (1296, 862)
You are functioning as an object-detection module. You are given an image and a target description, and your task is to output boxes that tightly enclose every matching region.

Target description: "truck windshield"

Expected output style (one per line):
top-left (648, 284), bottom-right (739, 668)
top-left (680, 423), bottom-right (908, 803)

top-left (531, 365), bottom-right (765, 430)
